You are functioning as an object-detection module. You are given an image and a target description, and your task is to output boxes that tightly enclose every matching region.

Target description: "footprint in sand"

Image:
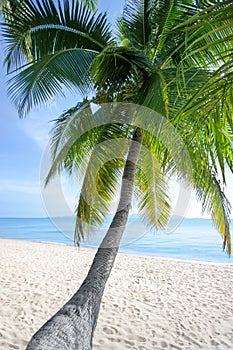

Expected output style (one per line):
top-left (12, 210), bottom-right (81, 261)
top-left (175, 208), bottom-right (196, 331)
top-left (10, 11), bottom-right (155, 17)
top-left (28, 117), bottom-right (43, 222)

top-left (102, 326), bottom-right (117, 335)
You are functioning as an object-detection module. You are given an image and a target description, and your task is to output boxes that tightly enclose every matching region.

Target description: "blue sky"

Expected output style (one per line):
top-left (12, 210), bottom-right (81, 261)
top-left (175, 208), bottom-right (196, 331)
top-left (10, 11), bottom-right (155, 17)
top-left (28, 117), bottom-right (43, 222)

top-left (0, 0), bottom-right (232, 218)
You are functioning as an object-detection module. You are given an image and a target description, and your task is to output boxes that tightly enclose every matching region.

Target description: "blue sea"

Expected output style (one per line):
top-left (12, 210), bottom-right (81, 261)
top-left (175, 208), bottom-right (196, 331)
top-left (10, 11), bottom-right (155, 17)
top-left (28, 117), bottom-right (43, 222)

top-left (0, 216), bottom-right (232, 264)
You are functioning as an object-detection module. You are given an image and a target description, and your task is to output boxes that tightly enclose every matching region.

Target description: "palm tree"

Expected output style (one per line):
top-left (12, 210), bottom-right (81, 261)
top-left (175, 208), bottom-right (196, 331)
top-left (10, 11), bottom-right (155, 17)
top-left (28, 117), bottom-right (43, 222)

top-left (1, 0), bottom-right (233, 349)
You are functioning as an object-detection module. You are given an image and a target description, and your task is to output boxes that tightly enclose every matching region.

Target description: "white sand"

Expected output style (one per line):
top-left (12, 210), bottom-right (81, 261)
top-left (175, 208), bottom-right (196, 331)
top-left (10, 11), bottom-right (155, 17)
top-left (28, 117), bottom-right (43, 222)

top-left (0, 239), bottom-right (233, 350)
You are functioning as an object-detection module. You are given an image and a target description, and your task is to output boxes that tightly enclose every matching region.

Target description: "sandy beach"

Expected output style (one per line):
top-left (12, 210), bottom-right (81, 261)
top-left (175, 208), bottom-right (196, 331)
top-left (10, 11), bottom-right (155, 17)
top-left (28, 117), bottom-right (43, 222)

top-left (0, 238), bottom-right (233, 350)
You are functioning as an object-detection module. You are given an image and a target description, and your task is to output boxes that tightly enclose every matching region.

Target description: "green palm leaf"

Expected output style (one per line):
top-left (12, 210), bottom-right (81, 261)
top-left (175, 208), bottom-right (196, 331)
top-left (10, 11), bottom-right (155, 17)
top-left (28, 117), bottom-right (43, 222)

top-left (135, 148), bottom-right (171, 229)
top-left (45, 101), bottom-right (97, 185)
top-left (2, 0), bottom-right (112, 72)
top-left (8, 49), bottom-right (98, 116)
top-left (91, 45), bottom-right (151, 90)
top-left (2, 0), bottom-right (113, 116)
top-left (194, 162), bottom-right (232, 255)
top-left (174, 65), bottom-right (233, 183)
top-left (74, 153), bottom-right (126, 245)
top-left (174, 0), bottom-right (233, 67)
top-left (117, 0), bottom-right (153, 50)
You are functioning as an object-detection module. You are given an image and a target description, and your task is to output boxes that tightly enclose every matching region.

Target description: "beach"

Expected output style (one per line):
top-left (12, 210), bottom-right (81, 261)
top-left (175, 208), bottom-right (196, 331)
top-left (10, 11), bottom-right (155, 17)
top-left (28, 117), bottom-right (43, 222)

top-left (0, 239), bottom-right (233, 350)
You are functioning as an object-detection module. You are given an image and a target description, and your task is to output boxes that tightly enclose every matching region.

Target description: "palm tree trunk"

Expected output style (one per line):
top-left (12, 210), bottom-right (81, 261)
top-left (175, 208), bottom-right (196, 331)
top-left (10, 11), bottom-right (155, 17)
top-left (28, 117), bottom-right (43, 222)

top-left (25, 128), bottom-right (143, 350)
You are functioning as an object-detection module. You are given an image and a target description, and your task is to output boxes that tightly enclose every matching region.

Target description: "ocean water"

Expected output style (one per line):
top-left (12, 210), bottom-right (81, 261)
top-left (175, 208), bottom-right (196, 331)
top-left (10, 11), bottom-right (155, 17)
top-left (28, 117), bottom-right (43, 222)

top-left (0, 216), bottom-right (232, 264)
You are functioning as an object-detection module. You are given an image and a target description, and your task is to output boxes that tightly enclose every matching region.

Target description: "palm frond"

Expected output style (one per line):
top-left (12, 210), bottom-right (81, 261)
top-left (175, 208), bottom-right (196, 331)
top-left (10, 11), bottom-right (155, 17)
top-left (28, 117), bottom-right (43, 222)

top-left (47, 103), bottom-right (135, 183)
top-left (82, 0), bottom-right (98, 11)
top-left (135, 147), bottom-right (171, 229)
top-left (8, 48), bottom-right (97, 117)
top-left (91, 45), bottom-right (151, 90)
top-left (173, 65), bottom-right (233, 184)
top-left (149, 1), bottom-right (199, 67)
top-left (45, 101), bottom-right (95, 185)
top-left (175, 62), bottom-right (233, 121)
top-left (138, 70), bottom-right (167, 115)
top-left (174, 0), bottom-right (233, 68)
top-left (194, 162), bottom-right (231, 255)
top-left (2, 0), bottom-right (112, 72)
top-left (74, 152), bottom-right (126, 245)
top-left (117, 0), bottom-right (153, 50)
top-left (7, 49), bottom-right (97, 116)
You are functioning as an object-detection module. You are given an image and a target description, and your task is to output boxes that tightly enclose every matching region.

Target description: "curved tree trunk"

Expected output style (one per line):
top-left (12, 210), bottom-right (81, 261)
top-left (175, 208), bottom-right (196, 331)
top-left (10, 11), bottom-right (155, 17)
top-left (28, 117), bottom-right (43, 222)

top-left (25, 128), bottom-right (143, 350)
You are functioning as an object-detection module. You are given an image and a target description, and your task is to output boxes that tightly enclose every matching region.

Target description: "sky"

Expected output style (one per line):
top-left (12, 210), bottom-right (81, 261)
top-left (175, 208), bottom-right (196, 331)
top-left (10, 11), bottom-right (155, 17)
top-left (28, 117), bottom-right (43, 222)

top-left (0, 0), bottom-right (232, 219)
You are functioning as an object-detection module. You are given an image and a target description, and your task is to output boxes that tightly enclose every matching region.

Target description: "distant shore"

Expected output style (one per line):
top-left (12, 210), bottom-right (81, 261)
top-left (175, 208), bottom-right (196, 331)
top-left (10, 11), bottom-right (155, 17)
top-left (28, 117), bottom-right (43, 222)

top-left (1, 238), bottom-right (233, 350)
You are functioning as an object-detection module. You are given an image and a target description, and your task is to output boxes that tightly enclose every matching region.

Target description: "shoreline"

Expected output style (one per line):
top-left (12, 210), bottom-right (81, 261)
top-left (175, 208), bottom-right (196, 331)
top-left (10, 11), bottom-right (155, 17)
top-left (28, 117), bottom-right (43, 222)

top-left (0, 237), bottom-right (232, 267)
top-left (1, 238), bottom-right (233, 350)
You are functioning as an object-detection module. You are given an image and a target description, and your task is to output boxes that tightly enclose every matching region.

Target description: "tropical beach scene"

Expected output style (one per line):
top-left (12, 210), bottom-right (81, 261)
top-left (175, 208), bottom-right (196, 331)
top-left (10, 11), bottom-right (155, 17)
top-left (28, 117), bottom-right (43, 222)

top-left (0, 1), bottom-right (233, 349)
